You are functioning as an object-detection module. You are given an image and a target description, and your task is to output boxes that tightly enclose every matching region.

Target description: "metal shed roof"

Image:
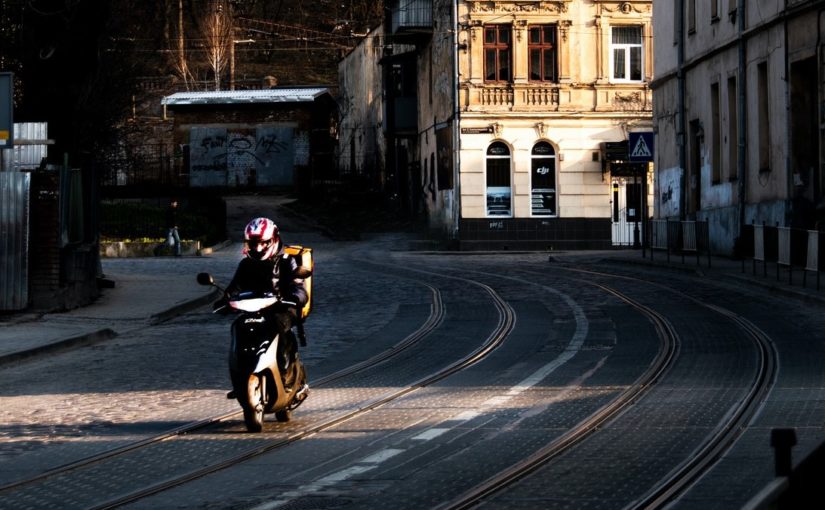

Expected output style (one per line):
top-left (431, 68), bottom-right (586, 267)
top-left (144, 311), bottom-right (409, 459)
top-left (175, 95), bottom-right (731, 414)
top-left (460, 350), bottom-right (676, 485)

top-left (161, 87), bottom-right (330, 106)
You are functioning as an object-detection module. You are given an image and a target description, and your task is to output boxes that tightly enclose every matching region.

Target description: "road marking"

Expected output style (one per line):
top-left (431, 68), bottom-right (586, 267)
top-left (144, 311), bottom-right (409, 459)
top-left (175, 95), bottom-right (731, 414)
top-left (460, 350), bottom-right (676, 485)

top-left (254, 277), bottom-right (590, 509)
top-left (251, 449), bottom-right (405, 510)
top-left (412, 428), bottom-right (450, 441)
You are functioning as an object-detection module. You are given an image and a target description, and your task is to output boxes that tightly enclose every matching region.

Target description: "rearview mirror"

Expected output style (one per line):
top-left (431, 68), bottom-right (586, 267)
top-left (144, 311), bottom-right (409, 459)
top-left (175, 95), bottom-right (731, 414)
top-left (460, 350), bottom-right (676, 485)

top-left (197, 272), bottom-right (214, 286)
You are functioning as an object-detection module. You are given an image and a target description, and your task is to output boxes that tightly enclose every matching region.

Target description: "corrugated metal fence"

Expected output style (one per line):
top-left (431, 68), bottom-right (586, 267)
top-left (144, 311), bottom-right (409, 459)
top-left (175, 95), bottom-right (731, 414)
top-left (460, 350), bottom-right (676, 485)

top-left (0, 122), bottom-right (49, 171)
top-left (0, 171), bottom-right (30, 310)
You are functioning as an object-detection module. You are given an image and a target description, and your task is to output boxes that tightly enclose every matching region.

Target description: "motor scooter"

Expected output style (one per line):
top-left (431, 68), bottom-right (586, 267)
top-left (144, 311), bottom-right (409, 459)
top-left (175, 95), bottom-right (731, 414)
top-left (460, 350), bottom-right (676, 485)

top-left (197, 272), bottom-right (309, 432)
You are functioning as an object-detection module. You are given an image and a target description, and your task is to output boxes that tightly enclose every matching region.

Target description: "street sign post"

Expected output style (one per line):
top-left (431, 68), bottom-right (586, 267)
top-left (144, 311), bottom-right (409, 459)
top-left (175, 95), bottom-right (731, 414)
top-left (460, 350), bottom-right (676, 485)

top-left (627, 132), bottom-right (653, 251)
top-left (0, 73), bottom-right (12, 151)
top-left (628, 132), bottom-right (654, 162)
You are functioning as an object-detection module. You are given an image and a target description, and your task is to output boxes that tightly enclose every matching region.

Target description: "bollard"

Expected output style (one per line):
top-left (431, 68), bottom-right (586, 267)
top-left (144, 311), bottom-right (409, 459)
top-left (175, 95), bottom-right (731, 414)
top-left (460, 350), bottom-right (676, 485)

top-left (804, 229), bottom-right (820, 291)
top-left (771, 428), bottom-right (797, 477)
top-left (754, 224), bottom-right (765, 277)
top-left (777, 227), bottom-right (791, 285)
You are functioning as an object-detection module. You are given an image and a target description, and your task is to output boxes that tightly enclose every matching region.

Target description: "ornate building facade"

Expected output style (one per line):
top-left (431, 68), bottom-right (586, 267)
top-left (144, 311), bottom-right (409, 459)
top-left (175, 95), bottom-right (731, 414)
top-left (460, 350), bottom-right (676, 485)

top-left (451, 0), bottom-right (654, 249)
top-left (340, 0), bottom-right (654, 249)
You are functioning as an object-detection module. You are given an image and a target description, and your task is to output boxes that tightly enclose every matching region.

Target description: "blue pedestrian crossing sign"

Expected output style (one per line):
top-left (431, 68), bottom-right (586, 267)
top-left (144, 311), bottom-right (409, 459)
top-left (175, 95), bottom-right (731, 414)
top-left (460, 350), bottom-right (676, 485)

top-left (628, 132), bottom-right (654, 162)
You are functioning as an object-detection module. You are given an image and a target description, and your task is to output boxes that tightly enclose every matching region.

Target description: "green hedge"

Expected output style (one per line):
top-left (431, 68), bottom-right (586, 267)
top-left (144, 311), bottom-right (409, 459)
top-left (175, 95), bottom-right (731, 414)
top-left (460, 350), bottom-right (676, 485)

top-left (100, 196), bottom-right (226, 246)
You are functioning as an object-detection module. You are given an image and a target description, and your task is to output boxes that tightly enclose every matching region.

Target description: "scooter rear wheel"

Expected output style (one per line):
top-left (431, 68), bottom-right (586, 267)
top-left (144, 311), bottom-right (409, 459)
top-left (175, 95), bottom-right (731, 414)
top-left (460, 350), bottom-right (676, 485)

top-left (243, 374), bottom-right (264, 432)
top-left (275, 409), bottom-right (291, 422)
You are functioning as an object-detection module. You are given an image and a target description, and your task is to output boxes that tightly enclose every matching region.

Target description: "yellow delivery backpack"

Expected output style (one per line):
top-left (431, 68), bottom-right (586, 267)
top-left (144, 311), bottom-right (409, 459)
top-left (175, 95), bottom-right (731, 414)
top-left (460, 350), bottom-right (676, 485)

top-left (284, 245), bottom-right (313, 320)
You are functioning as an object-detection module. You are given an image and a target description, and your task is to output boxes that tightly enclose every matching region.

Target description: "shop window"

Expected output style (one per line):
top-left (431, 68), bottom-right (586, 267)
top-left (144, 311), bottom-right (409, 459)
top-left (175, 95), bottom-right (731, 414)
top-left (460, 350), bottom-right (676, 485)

top-left (484, 25), bottom-right (512, 83)
top-left (486, 142), bottom-right (512, 217)
top-left (531, 142), bottom-right (557, 216)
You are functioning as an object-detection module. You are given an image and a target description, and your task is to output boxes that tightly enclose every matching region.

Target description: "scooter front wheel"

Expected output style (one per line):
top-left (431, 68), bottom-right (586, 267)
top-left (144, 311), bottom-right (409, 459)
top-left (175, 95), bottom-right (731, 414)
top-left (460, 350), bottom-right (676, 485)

top-left (243, 374), bottom-right (264, 432)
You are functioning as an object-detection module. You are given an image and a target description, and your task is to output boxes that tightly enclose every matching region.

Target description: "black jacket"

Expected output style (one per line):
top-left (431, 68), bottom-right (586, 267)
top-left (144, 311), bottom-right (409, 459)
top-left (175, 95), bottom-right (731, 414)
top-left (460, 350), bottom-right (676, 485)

top-left (225, 250), bottom-right (308, 309)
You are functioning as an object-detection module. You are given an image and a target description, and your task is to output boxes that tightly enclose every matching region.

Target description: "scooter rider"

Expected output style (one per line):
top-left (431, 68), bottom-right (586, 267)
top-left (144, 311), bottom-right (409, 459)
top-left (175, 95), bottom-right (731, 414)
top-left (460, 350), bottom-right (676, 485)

top-left (219, 217), bottom-right (308, 397)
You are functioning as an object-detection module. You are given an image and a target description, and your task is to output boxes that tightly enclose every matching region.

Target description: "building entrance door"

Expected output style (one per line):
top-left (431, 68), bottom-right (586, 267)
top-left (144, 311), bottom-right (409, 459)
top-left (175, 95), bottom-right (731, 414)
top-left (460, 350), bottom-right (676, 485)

top-left (611, 176), bottom-right (643, 247)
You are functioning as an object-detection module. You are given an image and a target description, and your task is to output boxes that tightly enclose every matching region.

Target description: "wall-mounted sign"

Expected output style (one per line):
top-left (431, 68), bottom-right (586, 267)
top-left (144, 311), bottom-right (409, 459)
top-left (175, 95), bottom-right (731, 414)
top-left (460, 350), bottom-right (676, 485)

top-left (461, 126), bottom-right (494, 134)
top-left (602, 141), bottom-right (627, 162)
top-left (436, 124), bottom-right (453, 190)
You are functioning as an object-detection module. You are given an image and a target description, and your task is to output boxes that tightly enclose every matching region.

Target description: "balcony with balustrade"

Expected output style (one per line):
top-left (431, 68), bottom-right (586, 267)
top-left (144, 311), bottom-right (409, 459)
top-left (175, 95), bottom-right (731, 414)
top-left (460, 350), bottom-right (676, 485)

top-left (387, 0), bottom-right (433, 44)
top-left (461, 82), bottom-right (652, 115)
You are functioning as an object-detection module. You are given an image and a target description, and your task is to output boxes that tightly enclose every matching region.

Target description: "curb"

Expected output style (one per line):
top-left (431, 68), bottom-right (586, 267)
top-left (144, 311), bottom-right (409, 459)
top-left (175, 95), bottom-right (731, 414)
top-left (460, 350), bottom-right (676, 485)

top-left (602, 254), bottom-right (707, 276)
top-left (0, 328), bottom-right (118, 367)
top-left (149, 288), bottom-right (222, 325)
top-left (605, 255), bottom-right (825, 306)
top-left (721, 273), bottom-right (825, 307)
top-left (199, 239), bottom-right (233, 256)
top-left (1, 289), bottom-right (222, 364)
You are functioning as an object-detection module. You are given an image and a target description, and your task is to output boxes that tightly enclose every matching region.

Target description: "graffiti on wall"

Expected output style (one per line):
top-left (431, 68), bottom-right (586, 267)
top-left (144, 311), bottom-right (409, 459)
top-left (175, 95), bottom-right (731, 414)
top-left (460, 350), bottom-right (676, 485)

top-left (190, 127), bottom-right (228, 186)
top-left (657, 166), bottom-right (681, 218)
top-left (189, 125), bottom-right (295, 187)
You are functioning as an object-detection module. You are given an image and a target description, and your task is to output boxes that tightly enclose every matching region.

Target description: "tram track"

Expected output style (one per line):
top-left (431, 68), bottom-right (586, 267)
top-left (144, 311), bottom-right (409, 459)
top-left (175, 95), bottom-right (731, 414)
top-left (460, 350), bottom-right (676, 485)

top-left (555, 265), bottom-right (778, 510)
top-left (1, 258), bottom-right (779, 510)
top-left (432, 267), bottom-right (681, 510)
top-left (0, 283), bottom-right (443, 496)
top-left (0, 271), bottom-right (515, 510)
top-left (429, 262), bottom-right (778, 510)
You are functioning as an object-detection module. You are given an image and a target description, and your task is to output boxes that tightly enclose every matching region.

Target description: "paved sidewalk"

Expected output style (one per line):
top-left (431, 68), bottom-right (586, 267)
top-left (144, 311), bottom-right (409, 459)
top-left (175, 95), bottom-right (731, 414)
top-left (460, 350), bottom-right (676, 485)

top-left (600, 248), bottom-right (825, 307)
top-left (0, 256), bottom-right (221, 366)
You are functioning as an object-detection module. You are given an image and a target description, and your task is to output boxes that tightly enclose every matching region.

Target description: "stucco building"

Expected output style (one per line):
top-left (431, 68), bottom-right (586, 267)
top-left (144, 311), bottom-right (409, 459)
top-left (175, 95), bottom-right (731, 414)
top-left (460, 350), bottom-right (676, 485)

top-left (162, 88), bottom-right (337, 191)
top-left (339, 0), bottom-right (654, 249)
top-left (652, 0), bottom-right (825, 255)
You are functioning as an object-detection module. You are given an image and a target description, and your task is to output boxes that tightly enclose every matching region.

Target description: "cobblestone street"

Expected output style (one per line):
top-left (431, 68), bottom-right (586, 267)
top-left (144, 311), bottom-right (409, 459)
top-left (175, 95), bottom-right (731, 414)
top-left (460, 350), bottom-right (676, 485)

top-left (2, 194), bottom-right (825, 509)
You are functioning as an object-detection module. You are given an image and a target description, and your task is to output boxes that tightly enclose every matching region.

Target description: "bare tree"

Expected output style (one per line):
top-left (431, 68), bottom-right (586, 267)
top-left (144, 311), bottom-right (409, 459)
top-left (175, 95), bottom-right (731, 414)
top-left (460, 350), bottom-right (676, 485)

top-left (201, 0), bottom-right (232, 90)
top-left (162, 0), bottom-right (195, 89)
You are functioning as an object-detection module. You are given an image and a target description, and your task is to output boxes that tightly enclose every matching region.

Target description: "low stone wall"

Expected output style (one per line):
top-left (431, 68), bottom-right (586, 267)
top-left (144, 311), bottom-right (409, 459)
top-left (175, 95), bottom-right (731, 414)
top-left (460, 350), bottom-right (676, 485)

top-left (100, 240), bottom-right (202, 258)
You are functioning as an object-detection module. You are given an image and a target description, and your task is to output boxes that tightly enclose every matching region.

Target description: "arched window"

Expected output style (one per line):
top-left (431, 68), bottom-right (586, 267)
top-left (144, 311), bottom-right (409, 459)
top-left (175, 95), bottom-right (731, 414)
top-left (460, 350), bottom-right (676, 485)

top-left (531, 141), bottom-right (557, 216)
top-left (486, 142), bottom-right (512, 217)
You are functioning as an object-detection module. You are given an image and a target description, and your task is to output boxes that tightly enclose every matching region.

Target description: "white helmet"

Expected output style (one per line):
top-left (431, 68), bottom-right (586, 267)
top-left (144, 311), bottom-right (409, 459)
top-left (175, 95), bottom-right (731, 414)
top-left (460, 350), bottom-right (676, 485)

top-left (243, 217), bottom-right (280, 260)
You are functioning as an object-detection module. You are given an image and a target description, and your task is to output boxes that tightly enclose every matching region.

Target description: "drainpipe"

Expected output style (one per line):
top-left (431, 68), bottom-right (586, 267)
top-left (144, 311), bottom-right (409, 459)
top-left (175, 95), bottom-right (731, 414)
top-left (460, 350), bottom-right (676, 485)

top-left (784, 0), bottom-right (792, 224)
top-left (737, 0), bottom-right (747, 241)
top-left (818, 10), bottom-right (824, 204)
top-left (677, 0), bottom-right (687, 221)
top-left (452, 0), bottom-right (461, 244)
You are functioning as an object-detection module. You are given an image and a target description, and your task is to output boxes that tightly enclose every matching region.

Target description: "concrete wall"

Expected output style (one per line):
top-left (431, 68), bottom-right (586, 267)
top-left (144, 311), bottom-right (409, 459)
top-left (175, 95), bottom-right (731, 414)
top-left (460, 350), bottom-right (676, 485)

top-left (651, 1), bottom-right (824, 255)
top-left (169, 102), bottom-right (325, 189)
top-left (416, 0), bottom-right (460, 238)
top-left (337, 25), bottom-right (386, 182)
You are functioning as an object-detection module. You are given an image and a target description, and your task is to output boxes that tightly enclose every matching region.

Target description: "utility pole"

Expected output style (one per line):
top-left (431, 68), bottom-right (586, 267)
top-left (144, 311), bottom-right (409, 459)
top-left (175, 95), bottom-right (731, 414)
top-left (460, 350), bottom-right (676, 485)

top-left (228, 0), bottom-right (236, 90)
top-left (737, 0), bottom-right (746, 246)
top-left (677, 0), bottom-right (687, 221)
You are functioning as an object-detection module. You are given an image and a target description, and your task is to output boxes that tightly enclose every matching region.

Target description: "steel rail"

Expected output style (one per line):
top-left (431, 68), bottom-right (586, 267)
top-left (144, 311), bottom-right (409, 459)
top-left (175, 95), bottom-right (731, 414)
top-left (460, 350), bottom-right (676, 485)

top-left (435, 271), bottom-right (681, 510)
top-left (554, 265), bottom-right (778, 510)
top-left (627, 303), bottom-right (778, 509)
top-left (437, 263), bottom-right (777, 510)
top-left (0, 283), bottom-right (444, 495)
top-left (83, 272), bottom-right (513, 510)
